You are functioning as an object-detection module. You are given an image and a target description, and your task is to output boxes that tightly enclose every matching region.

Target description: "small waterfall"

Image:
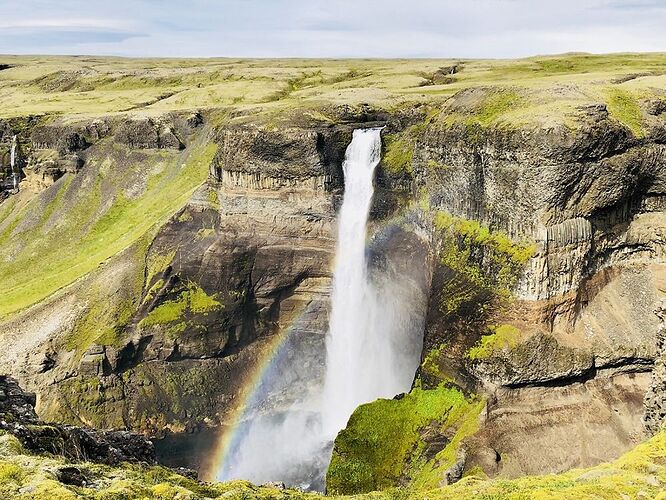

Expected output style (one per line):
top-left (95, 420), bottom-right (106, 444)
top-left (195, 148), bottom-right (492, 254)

top-left (10, 135), bottom-right (18, 190)
top-left (218, 128), bottom-right (423, 490)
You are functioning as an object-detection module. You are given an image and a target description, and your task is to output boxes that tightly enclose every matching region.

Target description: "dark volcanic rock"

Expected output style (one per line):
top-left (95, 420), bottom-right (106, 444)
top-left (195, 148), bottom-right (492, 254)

top-left (115, 119), bottom-right (184, 150)
top-left (0, 375), bottom-right (155, 465)
top-left (55, 466), bottom-right (90, 487)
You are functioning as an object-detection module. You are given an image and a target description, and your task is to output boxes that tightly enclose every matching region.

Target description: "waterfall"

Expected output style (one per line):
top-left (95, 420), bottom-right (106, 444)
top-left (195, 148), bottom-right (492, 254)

top-left (321, 128), bottom-right (388, 436)
top-left (10, 135), bottom-right (18, 190)
top-left (218, 128), bottom-right (423, 490)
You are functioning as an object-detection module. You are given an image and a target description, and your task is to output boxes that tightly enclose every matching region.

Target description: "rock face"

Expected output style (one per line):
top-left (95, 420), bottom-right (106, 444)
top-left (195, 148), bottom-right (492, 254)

top-left (466, 370), bottom-right (651, 478)
top-left (0, 375), bottom-right (155, 465)
top-left (406, 102), bottom-right (666, 481)
top-left (327, 94), bottom-right (666, 492)
top-left (0, 116), bottom-right (367, 445)
top-left (0, 91), bottom-right (664, 488)
top-left (645, 304), bottom-right (666, 433)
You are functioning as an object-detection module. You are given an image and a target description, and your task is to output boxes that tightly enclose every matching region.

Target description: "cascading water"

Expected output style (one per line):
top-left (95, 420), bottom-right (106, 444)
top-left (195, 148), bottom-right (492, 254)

top-left (10, 135), bottom-right (18, 190)
top-left (218, 128), bottom-right (424, 490)
top-left (321, 128), bottom-right (404, 436)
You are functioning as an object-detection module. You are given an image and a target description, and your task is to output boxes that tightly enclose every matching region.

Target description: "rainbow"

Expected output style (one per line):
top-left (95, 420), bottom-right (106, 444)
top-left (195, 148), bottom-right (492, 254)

top-left (205, 308), bottom-right (316, 480)
top-left (204, 209), bottom-right (418, 481)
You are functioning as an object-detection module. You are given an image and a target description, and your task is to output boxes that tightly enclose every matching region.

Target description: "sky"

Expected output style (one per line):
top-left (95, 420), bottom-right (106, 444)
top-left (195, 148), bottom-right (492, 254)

top-left (0, 0), bottom-right (665, 58)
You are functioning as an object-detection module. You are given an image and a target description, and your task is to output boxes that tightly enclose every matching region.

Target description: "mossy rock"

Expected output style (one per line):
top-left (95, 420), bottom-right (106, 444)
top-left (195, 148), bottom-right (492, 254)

top-left (326, 385), bottom-right (484, 495)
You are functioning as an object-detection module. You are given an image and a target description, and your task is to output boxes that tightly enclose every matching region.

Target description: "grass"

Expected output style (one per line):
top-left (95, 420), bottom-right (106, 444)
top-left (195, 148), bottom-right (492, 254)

top-left (469, 90), bottom-right (523, 126)
top-left (0, 53), bottom-right (664, 128)
top-left (606, 87), bottom-right (645, 137)
top-left (0, 140), bottom-right (218, 318)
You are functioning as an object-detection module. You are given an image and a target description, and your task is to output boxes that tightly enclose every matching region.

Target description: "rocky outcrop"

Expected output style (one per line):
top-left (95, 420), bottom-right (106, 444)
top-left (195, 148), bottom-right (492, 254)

top-left (6, 120), bottom-right (361, 442)
top-left (644, 303), bottom-right (666, 433)
top-left (466, 370), bottom-right (650, 478)
top-left (115, 118), bottom-right (184, 150)
top-left (0, 375), bottom-right (154, 465)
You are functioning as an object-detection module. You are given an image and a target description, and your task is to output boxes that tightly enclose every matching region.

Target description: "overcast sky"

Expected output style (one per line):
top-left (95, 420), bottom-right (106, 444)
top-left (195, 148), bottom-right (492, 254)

top-left (0, 0), bottom-right (664, 58)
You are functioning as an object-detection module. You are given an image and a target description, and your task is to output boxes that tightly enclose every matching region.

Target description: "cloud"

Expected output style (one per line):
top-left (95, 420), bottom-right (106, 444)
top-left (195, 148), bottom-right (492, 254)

top-left (0, 18), bottom-right (130, 30)
top-left (0, 0), bottom-right (664, 57)
top-left (0, 29), bottom-right (145, 50)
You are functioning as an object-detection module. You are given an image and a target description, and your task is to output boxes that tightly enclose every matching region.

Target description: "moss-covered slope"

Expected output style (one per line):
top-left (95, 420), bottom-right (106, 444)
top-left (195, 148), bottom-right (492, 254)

top-left (1, 428), bottom-right (666, 499)
top-left (0, 127), bottom-right (216, 318)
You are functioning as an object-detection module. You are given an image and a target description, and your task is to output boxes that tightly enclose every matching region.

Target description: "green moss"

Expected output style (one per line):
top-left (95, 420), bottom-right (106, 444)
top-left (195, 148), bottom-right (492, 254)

top-left (420, 345), bottom-right (448, 381)
top-left (139, 282), bottom-right (222, 336)
top-left (468, 90), bottom-right (522, 127)
top-left (195, 227), bottom-right (216, 240)
top-left (426, 160), bottom-right (453, 171)
top-left (0, 463), bottom-right (24, 483)
top-left (188, 285), bottom-right (222, 313)
top-left (381, 115), bottom-right (437, 177)
top-left (434, 211), bottom-right (534, 317)
top-left (0, 434), bottom-right (24, 457)
top-left (49, 376), bottom-right (126, 429)
top-left (145, 249), bottom-right (177, 288)
top-left (606, 87), bottom-right (644, 138)
top-left (0, 421), bottom-right (664, 498)
top-left (382, 135), bottom-right (414, 175)
top-left (206, 188), bottom-right (219, 205)
top-left (327, 385), bottom-right (483, 495)
top-left (141, 299), bottom-right (187, 327)
top-left (409, 398), bottom-right (485, 492)
top-left (0, 434), bottom-right (319, 499)
top-left (467, 324), bottom-right (523, 360)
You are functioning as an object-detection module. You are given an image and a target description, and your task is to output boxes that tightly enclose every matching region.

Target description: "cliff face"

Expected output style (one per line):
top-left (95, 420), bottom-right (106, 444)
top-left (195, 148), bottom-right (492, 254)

top-left (0, 113), bottom-right (394, 443)
top-left (327, 96), bottom-right (666, 492)
top-left (0, 54), bottom-right (665, 492)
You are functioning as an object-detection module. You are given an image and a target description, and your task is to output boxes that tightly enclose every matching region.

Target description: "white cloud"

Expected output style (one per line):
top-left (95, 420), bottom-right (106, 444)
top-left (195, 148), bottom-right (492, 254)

top-left (0, 18), bottom-right (131, 30)
top-left (0, 0), bottom-right (664, 57)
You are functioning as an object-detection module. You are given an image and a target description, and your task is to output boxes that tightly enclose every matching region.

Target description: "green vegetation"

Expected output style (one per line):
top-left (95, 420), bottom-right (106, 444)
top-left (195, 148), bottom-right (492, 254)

top-left (0, 141), bottom-right (218, 318)
top-left (382, 135), bottom-right (414, 175)
top-left (0, 432), bottom-right (317, 499)
top-left (327, 385), bottom-right (483, 495)
top-left (606, 87), bottom-right (644, 137)
top-left (145, 249), bottom-right (177, 287)
top-left (48, 377), bottom-right (126, 430)
top-left (0, 423), bottom-right (665, 498)
top-left (428, 429), bottom-right (666, 499)
top-left (140, 282), bottom-right (222, 329)
top-left (125, 363), bottom-right (225, 432)
top-left (1, 53), bottom-right (664, 129)
top-left (62, 235), bottom-right (153, 357)
top-left (381, 112), bottom-right (440, 176)
top-left (469, 90), bottom-right (523, 126)
top-left (467, 324), bottom-right (523, 360)
top-left (420, 345), bottom-right (449, 381)
top-left (434, 211), bottom-right (534, 317)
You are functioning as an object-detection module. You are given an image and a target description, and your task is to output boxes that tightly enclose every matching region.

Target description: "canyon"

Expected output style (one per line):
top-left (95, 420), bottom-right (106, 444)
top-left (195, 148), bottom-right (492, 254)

top-left (0, 53), bottom-right (665, 497)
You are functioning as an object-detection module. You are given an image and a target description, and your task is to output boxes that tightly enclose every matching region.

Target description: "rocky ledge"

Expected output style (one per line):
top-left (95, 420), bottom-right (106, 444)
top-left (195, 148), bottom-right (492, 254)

top-left (0, 375), bottom-right (154, 466)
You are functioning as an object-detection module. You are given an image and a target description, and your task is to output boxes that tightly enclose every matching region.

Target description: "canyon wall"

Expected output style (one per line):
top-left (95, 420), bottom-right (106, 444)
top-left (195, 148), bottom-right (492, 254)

top-left (0, 91), bottom-right (664, 489)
